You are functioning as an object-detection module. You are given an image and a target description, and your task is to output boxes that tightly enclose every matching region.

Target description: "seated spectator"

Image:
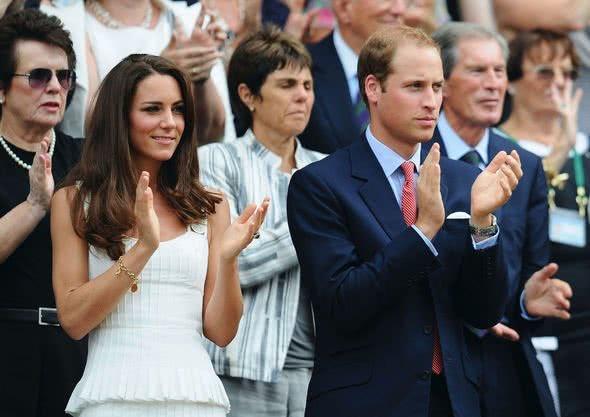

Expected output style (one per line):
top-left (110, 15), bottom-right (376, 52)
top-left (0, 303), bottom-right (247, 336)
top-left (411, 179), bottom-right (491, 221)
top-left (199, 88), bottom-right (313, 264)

top-left (198, 27), bottom-right (325, 417)
top-left (41, 0), bottom-right (228, 143)
top-left (499, 30), bottom-right (590, 417)
top-left (0, 9), bottom-right (86, 417)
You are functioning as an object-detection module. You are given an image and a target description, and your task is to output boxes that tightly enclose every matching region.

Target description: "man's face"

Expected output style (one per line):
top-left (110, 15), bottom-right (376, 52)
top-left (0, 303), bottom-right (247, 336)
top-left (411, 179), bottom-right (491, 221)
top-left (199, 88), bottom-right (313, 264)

top-left (443, 38), bottom-right (508, 128)
top-left (369, 44), bottom-right (444, 148)
top-left (343, 0), bottom-right (407, 43)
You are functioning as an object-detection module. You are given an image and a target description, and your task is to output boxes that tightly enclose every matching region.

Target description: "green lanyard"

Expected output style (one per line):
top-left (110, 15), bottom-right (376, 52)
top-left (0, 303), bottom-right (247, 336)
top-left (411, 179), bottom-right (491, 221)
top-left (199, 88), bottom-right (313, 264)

top-left (572, 150), bottom-right (588, 217)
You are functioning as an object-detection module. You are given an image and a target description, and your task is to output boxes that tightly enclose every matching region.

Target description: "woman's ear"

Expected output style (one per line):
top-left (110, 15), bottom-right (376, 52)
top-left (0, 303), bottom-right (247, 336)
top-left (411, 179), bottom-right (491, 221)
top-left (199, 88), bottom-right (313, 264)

top-left (237, 83), bottom-right (256, 112)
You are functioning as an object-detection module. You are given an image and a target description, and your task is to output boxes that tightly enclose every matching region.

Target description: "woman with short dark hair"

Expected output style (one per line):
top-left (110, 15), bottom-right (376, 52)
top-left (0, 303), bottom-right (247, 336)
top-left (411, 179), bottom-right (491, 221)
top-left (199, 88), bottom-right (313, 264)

top-left (199, 27), bottom-right (324, 417)
top-left (0, 8), bottom-right (86, 417)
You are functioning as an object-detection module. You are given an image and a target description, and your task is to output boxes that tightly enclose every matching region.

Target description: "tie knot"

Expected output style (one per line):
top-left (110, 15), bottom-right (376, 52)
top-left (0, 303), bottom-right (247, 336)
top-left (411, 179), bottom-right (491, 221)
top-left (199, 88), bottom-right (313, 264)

top-left (401, 161), bottom-right (415, 180)
top-left (460, 150), bottom-right (482, 167)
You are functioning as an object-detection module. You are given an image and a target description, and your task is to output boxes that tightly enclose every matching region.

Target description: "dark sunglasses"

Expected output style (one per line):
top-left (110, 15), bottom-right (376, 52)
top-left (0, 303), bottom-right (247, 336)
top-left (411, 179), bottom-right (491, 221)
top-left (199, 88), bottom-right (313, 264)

top-left (12, 68), bottom-right (76, 91)
top-left (532, 65), bottom-right (579, 81)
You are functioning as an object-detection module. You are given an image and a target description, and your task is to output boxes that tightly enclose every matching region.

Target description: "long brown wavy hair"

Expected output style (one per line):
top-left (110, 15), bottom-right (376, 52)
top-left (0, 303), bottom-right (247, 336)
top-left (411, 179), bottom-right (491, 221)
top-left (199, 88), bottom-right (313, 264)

top-left (64, 54), bottom-right (221, 260)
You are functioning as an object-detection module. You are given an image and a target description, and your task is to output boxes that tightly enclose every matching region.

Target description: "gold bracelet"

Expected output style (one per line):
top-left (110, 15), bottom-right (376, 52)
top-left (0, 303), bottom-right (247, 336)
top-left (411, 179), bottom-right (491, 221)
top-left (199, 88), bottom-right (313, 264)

top-left (115, 256), bottom-right (140, 293)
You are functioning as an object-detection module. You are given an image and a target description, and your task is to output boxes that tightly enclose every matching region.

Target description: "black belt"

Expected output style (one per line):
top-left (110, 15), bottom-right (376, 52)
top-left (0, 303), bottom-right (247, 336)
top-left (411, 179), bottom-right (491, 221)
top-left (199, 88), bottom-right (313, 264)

top-left (0, 307), bottom-right (60, 326)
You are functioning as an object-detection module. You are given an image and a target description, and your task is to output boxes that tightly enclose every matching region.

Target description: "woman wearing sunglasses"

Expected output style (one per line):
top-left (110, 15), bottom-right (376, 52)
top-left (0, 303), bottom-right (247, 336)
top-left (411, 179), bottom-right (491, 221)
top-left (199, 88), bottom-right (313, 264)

top-left (0, 8), bottom-right (86, 417)
top-left (499, 30), bottom-right (590, 417)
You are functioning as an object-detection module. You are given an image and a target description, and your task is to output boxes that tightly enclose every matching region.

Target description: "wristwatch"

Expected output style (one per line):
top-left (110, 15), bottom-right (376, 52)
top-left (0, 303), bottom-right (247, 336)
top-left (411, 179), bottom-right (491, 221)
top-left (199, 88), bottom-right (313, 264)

top-left (469, 214), bottom-right (498, 238)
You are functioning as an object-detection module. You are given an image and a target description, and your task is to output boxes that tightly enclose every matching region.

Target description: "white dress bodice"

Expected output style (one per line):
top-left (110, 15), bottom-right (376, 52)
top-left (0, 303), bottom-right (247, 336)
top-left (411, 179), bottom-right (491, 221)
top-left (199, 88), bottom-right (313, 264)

top-left (66, 223), bottom-right (230, 415)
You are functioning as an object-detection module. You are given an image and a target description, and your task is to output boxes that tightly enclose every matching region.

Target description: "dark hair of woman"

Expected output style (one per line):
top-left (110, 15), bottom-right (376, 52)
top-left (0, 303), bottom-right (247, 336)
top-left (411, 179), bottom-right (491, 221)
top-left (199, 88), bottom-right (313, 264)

top-left (228, 25), bottom-right (312, 134)
top-left (507, 29), bottom-right (580, 82)
top-left (64, 54), bottom-right (221, 260)
top-left (0, 8), bottom-right (76, 118)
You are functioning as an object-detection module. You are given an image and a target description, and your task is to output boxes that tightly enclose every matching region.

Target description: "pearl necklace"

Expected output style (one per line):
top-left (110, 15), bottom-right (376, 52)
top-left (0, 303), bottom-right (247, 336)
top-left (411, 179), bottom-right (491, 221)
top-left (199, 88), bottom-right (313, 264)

top-left (86, 0), bottom-right (153, 30)
top-left (0, 129), bottom-right (56, 170)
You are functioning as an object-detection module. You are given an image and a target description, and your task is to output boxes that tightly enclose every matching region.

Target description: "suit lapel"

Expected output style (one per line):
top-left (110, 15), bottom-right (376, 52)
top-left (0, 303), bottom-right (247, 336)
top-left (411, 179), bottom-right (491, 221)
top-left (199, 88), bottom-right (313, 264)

top-left (428, 127), bottom-right (449, 157)
top-left (313, 35), bottom-right (359, 149)
top-left (351, 137), bottom-right (406, 240)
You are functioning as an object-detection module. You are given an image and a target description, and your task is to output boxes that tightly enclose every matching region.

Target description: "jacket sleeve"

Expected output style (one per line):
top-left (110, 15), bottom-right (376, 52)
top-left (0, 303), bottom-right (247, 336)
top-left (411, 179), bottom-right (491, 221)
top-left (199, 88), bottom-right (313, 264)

top-left (453, 234), bottom-right (508, 329)
top-left (512, 156), bottom-right (550, 329)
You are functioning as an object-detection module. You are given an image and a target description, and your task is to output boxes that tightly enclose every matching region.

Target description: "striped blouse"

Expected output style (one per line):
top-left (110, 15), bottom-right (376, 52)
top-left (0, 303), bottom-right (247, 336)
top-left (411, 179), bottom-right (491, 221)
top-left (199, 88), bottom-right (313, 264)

top-left (198, 129), bottom-right (325, 382)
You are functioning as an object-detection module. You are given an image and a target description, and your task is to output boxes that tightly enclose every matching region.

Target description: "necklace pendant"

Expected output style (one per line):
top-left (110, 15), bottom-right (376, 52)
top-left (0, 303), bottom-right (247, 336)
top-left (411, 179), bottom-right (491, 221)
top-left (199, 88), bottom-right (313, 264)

top-left (130, 283), bottom-right (139, 293)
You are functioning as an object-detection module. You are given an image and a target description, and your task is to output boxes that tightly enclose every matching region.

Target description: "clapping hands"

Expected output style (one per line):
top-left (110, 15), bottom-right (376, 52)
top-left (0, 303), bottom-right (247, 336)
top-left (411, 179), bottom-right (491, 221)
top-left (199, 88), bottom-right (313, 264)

top-left (220, 198), bottom-right (270, 261)
top-left (470, 150), bottom-right (523, 225)
top-left (27, 135), bottom-right (54, 213)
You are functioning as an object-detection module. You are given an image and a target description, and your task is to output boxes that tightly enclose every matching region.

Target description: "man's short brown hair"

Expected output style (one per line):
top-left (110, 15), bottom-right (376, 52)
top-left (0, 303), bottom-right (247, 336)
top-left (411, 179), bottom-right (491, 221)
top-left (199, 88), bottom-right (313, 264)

top-left (357, 25), bottom-right (439, 107)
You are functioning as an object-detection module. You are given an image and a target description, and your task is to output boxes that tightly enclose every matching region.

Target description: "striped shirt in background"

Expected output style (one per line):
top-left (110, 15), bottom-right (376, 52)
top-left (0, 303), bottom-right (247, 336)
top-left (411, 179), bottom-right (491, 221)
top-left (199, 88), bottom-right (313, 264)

top-left (198, 129), bottom-right (325, 382)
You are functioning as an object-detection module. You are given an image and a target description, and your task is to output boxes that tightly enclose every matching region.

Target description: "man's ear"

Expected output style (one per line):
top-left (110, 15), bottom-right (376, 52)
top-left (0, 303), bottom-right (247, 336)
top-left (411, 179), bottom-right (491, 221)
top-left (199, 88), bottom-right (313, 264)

top-left (332, 0), bottom-right (354, 26)
top-left (364, 74), bottom-right (382, 107)
top-left (237, 83), bottom-right (256, 112)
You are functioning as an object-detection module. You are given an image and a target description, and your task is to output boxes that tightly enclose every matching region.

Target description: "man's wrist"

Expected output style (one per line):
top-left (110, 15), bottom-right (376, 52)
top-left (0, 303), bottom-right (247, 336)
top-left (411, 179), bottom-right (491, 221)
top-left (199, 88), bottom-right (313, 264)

top-left (414, 220), bottom-right (440, 241)
top-left (469, 214), bottom-right (497, 238)
top-left (469, 212), bottom-right (492, 228)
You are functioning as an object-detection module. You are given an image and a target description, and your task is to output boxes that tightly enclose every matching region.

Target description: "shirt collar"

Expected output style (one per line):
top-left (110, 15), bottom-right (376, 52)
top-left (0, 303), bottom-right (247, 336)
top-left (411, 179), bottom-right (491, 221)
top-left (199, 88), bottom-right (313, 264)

top-left (438, 111), bottom-right (489, 164)
top-left (366, 126), bottom-right (422, 178)
top-left (243, 129), bottom-right (307, 173)
top-left (333, 26), bottom-right (359, 88)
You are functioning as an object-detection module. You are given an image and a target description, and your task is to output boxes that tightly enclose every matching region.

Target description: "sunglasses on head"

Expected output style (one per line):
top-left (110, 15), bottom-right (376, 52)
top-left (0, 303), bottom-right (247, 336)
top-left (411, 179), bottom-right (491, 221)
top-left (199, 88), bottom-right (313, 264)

top-left (12, 68), bottom-right (76, 91)
top-left (532, 65), bottom-right (579, 81)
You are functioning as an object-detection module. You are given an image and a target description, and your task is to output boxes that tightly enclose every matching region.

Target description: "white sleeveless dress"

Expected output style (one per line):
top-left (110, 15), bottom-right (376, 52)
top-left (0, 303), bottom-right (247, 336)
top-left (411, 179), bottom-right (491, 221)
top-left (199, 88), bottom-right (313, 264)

top-left (65, 223), bottom-right (230, 416)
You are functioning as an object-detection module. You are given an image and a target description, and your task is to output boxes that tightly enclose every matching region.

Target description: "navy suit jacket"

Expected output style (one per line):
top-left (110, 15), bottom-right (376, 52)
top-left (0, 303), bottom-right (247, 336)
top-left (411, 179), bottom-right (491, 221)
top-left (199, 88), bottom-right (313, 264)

top-left (425, 128), bottom-right (556, 417)
top-left (287, 136), bottom-right (508, 417)
top-left (298, 33), bottom-right (361, 154)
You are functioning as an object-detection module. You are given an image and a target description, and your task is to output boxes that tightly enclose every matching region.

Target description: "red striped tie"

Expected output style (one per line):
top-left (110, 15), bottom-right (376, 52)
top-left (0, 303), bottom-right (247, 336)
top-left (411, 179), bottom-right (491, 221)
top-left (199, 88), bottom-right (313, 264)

top-left (400, 161), bottom-right (443, 375)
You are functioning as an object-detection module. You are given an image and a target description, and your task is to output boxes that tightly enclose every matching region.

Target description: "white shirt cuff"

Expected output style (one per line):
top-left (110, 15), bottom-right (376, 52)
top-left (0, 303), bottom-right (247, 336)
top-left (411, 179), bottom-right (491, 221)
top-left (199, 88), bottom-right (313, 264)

top-left (412, 225), bottom-right (438, 257)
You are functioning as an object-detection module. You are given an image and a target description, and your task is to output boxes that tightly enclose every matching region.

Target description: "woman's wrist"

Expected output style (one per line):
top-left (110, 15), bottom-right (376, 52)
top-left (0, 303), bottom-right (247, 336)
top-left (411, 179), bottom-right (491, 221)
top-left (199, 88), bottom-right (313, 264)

top-left (25, 196), bottom-right (49, 219)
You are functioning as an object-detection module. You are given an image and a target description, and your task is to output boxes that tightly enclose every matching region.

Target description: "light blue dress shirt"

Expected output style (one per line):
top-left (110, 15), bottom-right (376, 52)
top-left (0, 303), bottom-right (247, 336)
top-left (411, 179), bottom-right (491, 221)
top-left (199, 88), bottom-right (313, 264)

top-left (365, 127), bottom-right (498, 253)
top-left (438, 111), bottom-right (490, 170)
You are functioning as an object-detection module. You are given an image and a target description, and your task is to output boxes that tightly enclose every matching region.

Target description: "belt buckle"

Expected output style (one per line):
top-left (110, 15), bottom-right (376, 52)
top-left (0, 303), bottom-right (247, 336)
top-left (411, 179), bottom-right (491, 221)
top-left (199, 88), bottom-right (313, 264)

top-left (38, 307), bottom-right (59, 326)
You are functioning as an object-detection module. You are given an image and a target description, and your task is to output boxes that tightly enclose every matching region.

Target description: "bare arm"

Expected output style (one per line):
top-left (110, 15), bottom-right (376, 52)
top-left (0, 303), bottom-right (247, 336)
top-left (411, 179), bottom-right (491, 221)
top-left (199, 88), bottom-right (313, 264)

top-left (494, 0), bottom-right (590, 32)
top-left (51, 173), bottom-right (159, 340)
top-left (460, 0), bottom-right (496, 30)
top-left (202, 195), bottom-right (269, 347)
top-left (0, 201), bottom-right (46, 263)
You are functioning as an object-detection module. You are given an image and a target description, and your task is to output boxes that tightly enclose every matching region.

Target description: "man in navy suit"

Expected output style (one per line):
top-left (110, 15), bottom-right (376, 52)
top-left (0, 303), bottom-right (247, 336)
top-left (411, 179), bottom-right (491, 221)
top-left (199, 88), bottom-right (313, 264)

top-left (426, 22), bottom-right (573, 417)
top-left (297, 0), bottom-right (407, 153)
top-left (287, 26), bottom-right (523, 417)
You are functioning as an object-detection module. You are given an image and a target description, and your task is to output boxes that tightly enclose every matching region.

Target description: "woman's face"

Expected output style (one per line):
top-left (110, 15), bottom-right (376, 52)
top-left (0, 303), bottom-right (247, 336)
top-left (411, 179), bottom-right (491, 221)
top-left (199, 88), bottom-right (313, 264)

top-left (511, 42), bottom-right (577, 114)
top-left (1, 40), bottom-right (70, 131)
top-left (129, 73), bottom-right (185, 165)
top-left (249, 65), bottom-right (314, 140)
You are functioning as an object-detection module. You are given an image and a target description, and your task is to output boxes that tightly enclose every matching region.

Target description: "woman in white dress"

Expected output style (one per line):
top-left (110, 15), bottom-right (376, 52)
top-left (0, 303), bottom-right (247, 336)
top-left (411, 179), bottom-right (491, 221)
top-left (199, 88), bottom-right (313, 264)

top-left (50, 54), bottom-right (269, 417)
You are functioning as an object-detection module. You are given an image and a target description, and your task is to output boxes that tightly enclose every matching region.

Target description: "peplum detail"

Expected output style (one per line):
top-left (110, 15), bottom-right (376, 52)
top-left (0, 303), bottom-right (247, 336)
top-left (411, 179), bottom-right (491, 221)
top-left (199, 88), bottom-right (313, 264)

top-left (66, 222), bottom-right (230, 416)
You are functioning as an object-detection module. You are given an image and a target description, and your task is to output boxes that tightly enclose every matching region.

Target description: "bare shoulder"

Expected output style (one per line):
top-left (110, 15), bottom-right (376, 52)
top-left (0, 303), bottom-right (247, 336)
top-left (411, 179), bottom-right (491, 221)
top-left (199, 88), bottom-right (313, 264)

top-left (52, 186), bottom-right (77, 210)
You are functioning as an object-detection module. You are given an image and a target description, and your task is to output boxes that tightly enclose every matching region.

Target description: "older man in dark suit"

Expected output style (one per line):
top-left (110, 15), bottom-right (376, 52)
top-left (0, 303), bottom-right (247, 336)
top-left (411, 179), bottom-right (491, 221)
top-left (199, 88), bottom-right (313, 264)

top-left (425, 22), bottom-right (573, 417)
